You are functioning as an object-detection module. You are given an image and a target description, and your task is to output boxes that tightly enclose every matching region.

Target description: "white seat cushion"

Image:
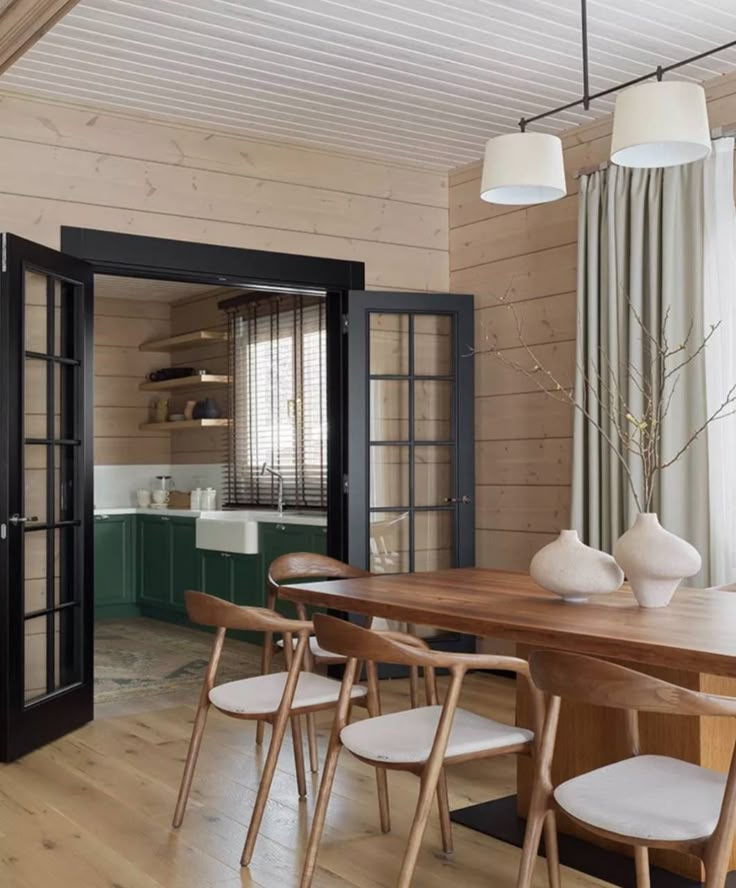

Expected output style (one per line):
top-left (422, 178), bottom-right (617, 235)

top-left (276, 635), bottom-right (346, 661)
top-left (210, 671), bottom-right (366, 716)
top-left (340, 705), bottom-right (533, 764)
top-left (555, 755), bottom-right (727, 842)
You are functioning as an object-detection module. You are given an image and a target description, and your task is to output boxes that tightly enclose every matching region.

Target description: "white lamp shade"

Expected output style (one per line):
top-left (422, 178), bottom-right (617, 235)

top-left (611, 80), bottom-right (711, 168)
top-left (480, 132), bottom-right (566, 205)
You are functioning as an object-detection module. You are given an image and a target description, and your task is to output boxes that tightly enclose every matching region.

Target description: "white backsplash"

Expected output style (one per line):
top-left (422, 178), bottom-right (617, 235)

top-left (94, 464), bottom-right (223, 508)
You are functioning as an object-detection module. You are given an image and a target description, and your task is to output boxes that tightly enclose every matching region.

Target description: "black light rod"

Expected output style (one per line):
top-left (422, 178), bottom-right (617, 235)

top-left (581, 0), bottom-right (590, 110)
top-left (521, 35), bottom-right (736, 129)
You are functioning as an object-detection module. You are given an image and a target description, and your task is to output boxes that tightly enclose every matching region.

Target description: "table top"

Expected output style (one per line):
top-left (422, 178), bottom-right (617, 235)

top-left (281, 567), bottom-right (736, 677)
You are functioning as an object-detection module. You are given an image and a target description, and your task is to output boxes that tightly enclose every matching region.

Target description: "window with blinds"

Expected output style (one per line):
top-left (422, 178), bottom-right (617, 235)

top-left (224, 294), bottom-right (327, 509)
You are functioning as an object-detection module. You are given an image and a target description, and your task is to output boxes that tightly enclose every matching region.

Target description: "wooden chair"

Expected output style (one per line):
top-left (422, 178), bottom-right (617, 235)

top-left (172, 591), bottom-right (369, 867)
top-left (518, 650), bottom-right (736, 888)
top-left (299, 614), bottom-right (546, 888)
top-left (259, 552), bottom-right (422, 771)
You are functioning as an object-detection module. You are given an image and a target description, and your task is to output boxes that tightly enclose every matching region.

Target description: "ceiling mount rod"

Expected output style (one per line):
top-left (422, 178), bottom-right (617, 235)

top-left (581, 0), bottom-right (590, 111)
top-left (521, 35), bottom-right (736, 129)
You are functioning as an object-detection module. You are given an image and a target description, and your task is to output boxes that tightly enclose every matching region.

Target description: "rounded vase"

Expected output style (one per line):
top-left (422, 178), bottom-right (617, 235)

top-left (530, 529), bottom-right (624, 604)
top-left (613, 513), bottom-right (701, 609)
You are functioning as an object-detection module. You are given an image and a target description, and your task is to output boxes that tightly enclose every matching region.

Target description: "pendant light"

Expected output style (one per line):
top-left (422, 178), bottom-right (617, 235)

top-left (610, 79), bottom-right (711, 168)
top-left (480, 131), bottom-right (566, 205)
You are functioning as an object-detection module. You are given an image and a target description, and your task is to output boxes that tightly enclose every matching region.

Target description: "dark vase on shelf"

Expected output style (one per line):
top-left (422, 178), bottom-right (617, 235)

top-left (192, 397), bottom-right (219, 419)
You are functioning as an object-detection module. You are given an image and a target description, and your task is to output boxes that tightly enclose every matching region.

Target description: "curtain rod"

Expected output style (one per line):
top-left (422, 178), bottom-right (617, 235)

top-left (572, 126), bottom-right (736, 179)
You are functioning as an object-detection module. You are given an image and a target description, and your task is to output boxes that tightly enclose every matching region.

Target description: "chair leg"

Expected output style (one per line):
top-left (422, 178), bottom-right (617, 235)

top-left (409, 665), bottom-right (420, 709)
top-left (376, 767), bottom-right (391, 834)
top-left (257, 635), bottom-right (273, 747)
top-left (635, 846), bottom-right (650, 888)
top-left (290, 715), bottom-right (308, 799)
top-left (241, 707), bottom-right (294, 866)
top-left (172, 697), bottom-right (211, 828)
top-left (306, 713), bottom-right (319, 773)
top-left (517, 788), bottom-right (551, 888)
top-left (396, 765), bottom-right (445, 887)
top-left (543, 810), bottom-right (561, 888)
top-left (436, 768), bottom-right (453, 855)
top-left (299, 735), bottom-right (344, 888)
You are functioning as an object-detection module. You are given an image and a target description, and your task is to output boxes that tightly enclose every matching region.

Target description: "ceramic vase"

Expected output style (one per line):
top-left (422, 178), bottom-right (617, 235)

top-left (193, 397), bottom-right (219, 420)
top-left (613, 513), bottom-right (702, 609)
top-left (530, 529), bottom-right (624, 604)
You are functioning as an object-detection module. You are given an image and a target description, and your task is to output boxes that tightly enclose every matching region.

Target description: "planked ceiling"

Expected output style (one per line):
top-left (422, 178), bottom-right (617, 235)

top-left (94, 274), bottom-right (226, 303)
top-left (2, 0), bottom-right (736, 170)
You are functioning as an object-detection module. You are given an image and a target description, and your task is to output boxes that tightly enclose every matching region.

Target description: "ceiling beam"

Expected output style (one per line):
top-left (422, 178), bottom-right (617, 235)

top-left (0, 0), bottom-right (81, 74)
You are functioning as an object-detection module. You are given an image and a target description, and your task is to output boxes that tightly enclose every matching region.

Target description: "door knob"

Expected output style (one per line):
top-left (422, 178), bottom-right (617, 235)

top-left (442, 496), bottom-right (472, 505)
top-left (9, 515), bottom-right (39, 525)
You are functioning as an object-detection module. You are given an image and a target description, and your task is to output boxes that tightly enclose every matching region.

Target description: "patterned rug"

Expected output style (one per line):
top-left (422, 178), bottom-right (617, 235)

top-left (94, 618), bottom-right (263, 702)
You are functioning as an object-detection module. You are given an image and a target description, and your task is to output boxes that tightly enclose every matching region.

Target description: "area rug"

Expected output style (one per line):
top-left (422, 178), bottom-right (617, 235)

top-left (94, 618), bottom-right (263, 702)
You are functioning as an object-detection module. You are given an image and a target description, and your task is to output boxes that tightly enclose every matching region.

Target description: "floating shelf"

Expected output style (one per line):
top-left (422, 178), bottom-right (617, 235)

top-left (139, 419), bottom-right (230, 432)
top-left (139, 374), bottom-right (230, 393)
top-left (139, 330), bottom-right (227, 352)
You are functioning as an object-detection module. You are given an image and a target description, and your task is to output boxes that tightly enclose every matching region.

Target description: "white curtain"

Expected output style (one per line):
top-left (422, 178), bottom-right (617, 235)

top-left (703, 138), bottom-right (736, 586)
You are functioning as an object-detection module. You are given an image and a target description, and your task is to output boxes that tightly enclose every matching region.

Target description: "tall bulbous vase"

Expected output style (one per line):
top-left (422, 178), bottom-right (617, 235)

top-left (613, 513), bottom-right (702, 609)
top-left (530, 529), bottom-right (624, 604)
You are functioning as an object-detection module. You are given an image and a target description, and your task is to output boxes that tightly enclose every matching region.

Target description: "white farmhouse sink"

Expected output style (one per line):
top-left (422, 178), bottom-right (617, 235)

top-left (195, 509), bottom-right (327, 555)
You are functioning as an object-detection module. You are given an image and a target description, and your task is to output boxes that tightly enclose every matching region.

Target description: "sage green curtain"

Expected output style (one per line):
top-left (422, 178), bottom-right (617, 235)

top-left (571, 163), bottom-right (710, 584)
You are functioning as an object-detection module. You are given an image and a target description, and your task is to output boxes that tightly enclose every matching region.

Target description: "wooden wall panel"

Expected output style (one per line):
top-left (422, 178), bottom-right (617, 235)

top-left (93, 296), bottom-right (171, 465)
top-left (453, 70), bottom-right (736, 571)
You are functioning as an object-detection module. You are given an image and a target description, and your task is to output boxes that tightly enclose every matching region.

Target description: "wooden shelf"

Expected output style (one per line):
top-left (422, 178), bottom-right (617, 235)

top-left (139, 419), bottom-right (230, 432)
top-left (139, 330), bottom-right (227, 352)
top-left (139, 374), bottom-right (230, 392)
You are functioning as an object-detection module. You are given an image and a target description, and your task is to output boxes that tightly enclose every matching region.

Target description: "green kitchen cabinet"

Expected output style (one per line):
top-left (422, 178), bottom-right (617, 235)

top-left (200, 549), bottom-right (235, 601)
top-left (259, 521), bottom-right (328, 618)
top-left (171, 518), bottom-right (199, 609)
top-left (137, 515), bottom-right (173, 605)
top-left (94, 513), bottom-right (137, 619)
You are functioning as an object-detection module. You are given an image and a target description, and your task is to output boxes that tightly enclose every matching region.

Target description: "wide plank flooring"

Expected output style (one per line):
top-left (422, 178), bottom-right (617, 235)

top-left (0, 673), bottom-right (609, 888)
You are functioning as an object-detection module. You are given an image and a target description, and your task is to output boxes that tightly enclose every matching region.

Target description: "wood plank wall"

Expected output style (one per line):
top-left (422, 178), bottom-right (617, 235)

top-left (94, 296), bottom-right (171, 466)
top-left (450, 71), bottom-right (736, 572)
top-left (0, 91), bottom-right (448, 466)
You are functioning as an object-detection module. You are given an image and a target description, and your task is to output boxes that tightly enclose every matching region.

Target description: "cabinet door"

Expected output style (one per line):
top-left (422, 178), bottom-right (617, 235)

top-left (171, 518), bottom-right (199, 610)
top-left (259, 523), bottom-right (328, 617)
top-left (200, 550), bottom-right (234, 602)
top-left (94, 515), bottom-right (133, 612)
top-left (138, 516), bottom-right (172, 604)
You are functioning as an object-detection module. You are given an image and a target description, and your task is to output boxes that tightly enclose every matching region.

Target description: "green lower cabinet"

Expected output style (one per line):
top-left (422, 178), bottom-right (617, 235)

top-left (94, 514), bottom-right (137, 619)
top-left (259, 521), bottom-right (328, 618)
top-left (138, 515), bottom-right (173, 605)
top-left (171, 518), bottom-right (199, 610)
top-left (200, 550), bottom-right (235, 600)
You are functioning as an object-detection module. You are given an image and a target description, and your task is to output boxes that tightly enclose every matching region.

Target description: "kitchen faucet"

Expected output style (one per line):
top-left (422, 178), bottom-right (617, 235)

top-left (260, 462), bottom-right (284, 517)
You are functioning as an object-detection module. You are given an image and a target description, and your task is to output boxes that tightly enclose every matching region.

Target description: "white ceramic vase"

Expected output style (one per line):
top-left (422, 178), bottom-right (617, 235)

top-left (530, 529), bottom-right (624, 604)
top-left (613, 513), bottom-right (702, 609)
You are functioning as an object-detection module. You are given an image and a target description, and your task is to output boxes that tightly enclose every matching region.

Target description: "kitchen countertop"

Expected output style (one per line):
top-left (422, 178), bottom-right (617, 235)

top-left (93, 507), bottom-right (327, 526)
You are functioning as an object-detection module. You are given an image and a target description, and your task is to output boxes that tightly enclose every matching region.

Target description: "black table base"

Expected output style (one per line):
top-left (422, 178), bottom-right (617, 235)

top-left (450, 796), bottom-right (735, 888)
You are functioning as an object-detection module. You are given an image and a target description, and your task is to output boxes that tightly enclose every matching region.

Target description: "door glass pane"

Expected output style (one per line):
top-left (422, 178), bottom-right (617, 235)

top-left (57, 607), bottom-right (81, 689)
top-left (370, 511), bottom-right (410, 574)
top-left (414, 380), bottom-right (452, 441)
top-left (415, 446), bottom-right (452, 507)
top-left (24, 615), bottom-right (48, 702)
top-left (415, 511), bottom-right (454, 572)
top-left (370, 445), bottom-right (409, 508)
top-left (370, 380), bottom-right (408, 441)
top-left (55, 528), bottom-right (77, 606)
top-left (414, 315), bottom-right (452, 377)
top-left (370, 312), bottom-right (409, 375)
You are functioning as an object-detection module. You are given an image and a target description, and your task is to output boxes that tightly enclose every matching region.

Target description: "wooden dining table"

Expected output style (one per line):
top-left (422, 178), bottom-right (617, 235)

top-left (281, 567), bottom-right (736, 886)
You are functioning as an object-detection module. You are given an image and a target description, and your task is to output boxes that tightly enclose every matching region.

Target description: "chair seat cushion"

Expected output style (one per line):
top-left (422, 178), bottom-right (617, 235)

top-left (276, 635), bottom-right (346, 661)
top-left (209, 671), bottom-right (366, 716)
top-left (555, 755), bottom-right (727, 842)
top-left (339, 705), bottom-right (533, 764)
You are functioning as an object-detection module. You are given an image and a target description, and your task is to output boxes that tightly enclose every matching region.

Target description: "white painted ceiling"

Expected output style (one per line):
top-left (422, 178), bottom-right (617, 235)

top-left (3, 0), bottom-right (736, 169)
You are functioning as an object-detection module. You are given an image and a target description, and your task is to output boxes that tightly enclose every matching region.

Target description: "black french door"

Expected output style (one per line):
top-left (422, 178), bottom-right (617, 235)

top-left (0, 234), bottom-right (94, 762)
top-left (346, 292), bottom-right (475, 576)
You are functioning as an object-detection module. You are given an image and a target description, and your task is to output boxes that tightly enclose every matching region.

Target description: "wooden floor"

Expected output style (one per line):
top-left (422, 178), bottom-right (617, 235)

top-left (0, 673), bottom-right (611, 888)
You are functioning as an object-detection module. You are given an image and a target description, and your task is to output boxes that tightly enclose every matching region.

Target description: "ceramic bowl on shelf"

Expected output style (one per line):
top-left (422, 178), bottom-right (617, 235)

top-left (169, 414), bottom-right (185, 422)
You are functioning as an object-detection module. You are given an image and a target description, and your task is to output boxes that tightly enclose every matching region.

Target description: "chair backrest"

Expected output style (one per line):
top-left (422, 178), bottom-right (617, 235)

top-left (530, 650), bottom-right (736, 717)
top-left (267, 552), bottom-right (369, 588)
top-left (185, 590), bottom-right (311, 635)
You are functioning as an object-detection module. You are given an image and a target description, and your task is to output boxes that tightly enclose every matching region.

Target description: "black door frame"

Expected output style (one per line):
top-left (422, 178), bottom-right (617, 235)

top-left (61, 227), bottom-right (365, 561)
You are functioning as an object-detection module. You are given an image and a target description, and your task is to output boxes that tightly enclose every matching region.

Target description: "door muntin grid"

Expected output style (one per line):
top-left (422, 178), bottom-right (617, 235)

top-left (22, 266), bottom-right (84, 704)
top-left (367, 311), bottom-right (456, 575)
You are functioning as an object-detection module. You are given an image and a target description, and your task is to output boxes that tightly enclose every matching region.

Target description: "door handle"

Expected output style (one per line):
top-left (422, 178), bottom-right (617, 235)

top-left (442, 496), bottom-right (472, 505)
top-left (9, 515), bottom-right (39, 525)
